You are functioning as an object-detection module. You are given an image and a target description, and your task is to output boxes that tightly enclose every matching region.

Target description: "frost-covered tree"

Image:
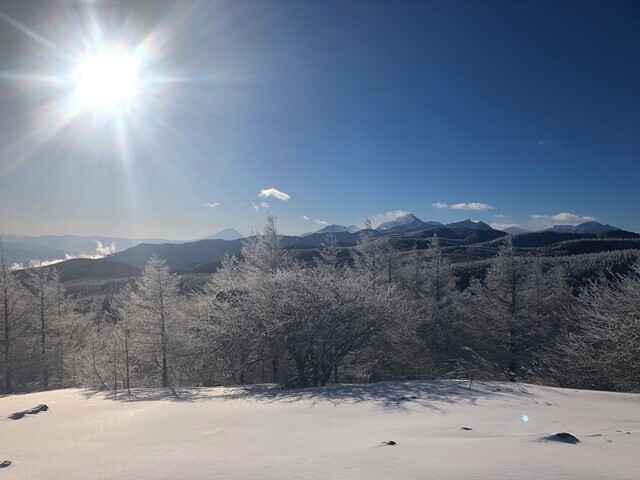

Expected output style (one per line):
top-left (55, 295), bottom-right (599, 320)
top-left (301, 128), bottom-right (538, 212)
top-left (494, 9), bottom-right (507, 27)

top-left (353, 220), bottom-right (391, 284)
top-left (190, 254), bottom-right (269, 385)
top-left (25, 265), bottom-right (63, 390)
top-left (242, 214), bottom-right (293, 275)
top-left (50, 280), bottom-right (87, 389)
top-left (128, 255), bottom-right (182, 387)
top-left (423, 235), bottom-right (455, 306)
top-left (418, 235), bottom-right (460, 372)
top-left (0, 239), bottom-right (32, 393)
top-left (465, 238), bottom-right (533, 378)
top-left (550, 262), bottom-right (640, 391)
top-left (258, 265), bottom-right (409, 387)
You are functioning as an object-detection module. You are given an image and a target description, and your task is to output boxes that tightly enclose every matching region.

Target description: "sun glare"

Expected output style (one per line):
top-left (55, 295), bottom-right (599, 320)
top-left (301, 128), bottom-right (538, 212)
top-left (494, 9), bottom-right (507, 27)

top-left (72, 51), bottom-right (141, 113)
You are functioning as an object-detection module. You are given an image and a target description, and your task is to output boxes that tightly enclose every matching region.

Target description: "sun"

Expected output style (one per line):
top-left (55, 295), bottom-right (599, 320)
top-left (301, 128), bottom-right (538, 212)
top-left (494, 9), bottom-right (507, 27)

top-left (71, 50), bottom-right (141, 114)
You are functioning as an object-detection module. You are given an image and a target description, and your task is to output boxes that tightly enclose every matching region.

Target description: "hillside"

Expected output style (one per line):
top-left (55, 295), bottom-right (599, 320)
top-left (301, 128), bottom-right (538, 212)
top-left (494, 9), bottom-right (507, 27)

top-left (106, 239), bottom-right (245, 271)
top-left (1, 381), bottom-right (638, 479)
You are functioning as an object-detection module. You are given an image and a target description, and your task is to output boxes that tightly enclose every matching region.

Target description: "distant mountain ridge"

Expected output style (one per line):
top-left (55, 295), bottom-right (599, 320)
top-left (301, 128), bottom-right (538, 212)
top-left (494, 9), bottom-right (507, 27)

top-left (310, 213), bottom-right (498, 237)
top-left (309, 224), bottom-right (361, 235)
top-left (503, 226), bottom-right (530, 235)
top-left (546, 221), bottom-right (620, 234)
top-left (376, 214), bottom-right (444, 234)
top-left (445, 219), bottom-right (493, 231)
top-left (203, 228), bottom-right (244, 241)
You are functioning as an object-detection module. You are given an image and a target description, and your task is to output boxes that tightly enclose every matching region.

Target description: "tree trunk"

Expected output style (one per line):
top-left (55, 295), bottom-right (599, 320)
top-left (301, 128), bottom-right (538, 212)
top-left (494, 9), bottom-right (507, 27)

top-left (0, 240), bottom-right (11, 394)
top-left (124, 319), bottom-right (131, 401)
top-left (41, 287), bottom-right (48, 391)
top-left (294, 355), bottom-right (308, 388)
top-left (159, 283), bottom-right (168, 388)
top-left (271, 357), bottom-right (279, 384)
top-left (91, 339), bottom-right (108, 390)
top-left (3, 282), bottom-right (10, 394)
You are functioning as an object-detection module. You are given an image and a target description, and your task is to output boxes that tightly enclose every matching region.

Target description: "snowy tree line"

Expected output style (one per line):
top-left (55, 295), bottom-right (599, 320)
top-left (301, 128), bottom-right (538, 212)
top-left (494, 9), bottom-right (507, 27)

top-left (1, 217), bottom-right (639, 394)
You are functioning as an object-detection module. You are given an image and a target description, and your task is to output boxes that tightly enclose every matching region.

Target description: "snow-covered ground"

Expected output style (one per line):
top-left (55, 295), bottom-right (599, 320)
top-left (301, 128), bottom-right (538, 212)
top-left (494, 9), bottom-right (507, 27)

top-left (1, 381), bottom-right (638, 479)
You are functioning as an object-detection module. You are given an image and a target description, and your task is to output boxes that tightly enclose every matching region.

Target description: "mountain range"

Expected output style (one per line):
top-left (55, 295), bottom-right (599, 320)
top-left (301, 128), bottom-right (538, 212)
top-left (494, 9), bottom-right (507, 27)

top-left (3, 214), bottom-right (636, 280)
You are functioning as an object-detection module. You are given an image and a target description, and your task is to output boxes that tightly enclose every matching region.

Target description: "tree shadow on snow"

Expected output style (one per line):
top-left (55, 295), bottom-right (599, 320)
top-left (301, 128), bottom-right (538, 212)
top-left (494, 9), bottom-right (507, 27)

top-left (219, 380), bottom-right (532, 413)
top-left (78, 380), bottom-right (532, 412)
top-left (79, 387), bottom-right (213, 403)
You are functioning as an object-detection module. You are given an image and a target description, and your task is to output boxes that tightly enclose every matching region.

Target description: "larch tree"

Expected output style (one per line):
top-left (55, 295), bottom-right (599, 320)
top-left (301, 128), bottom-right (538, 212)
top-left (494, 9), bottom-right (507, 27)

top-left (25, 265), bottom-right (61, 390)
top-left (466, 238), bottom-right (533, 379)
top-left (419, 235), bottom-right (459, 373)
top-left (0, 239), bottom-right (32, 393)
top-left (129, 255), bottom-right (181, 387)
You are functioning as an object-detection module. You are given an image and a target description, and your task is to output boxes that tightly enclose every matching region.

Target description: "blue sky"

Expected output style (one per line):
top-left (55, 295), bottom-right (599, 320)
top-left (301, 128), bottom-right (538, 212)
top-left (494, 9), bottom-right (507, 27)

top-left (0, 0), bottom-right (638, 239)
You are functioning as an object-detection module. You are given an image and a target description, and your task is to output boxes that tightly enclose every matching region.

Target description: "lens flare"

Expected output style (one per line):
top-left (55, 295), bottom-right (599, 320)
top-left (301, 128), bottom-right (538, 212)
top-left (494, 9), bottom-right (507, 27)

top-left (522, 415), bottom-right (530, 423)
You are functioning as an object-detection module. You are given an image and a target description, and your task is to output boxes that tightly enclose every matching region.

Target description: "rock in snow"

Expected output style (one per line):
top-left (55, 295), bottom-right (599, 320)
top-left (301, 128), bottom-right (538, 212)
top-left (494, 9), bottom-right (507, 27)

top-left (542, 432), bottom-right (580, 444)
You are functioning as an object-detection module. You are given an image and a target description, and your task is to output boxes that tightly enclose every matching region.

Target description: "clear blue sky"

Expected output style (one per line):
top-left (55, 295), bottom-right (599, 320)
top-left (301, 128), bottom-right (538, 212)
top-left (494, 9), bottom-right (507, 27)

top-left (0, 0), bottom-right (638, 239)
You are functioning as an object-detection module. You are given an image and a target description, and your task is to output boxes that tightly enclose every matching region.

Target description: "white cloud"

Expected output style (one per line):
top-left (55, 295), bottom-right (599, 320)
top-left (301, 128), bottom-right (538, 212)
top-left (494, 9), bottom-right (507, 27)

top-left (368, 210), bottom-right (410, 228)
top-left (18, 241), bottom-right (119, 270)
top-left (531, 212), bottom-right (597, 224)
top-left (95, 240), bottom-right (116, 256)
top-left (259, 188), bottom-right (290, 201)
top-left (299, 215), bottom-right (310, 221)
top-left (251, 202), bottom-right (270, 212)
top-left (494, 214), bottom-right (508, 219)
top-left (490, 223), bottom-right (523, 231)
top-left (314, 219), bottom-right (328, 226)
top-left (450, 202), bottom-right (494, 211)
top-left (28, 253), bottom-right (102, 268)
top-left (204, 202), bottom-right (219, 208)
top-left (9, 262), bottom-right (24, 271)
top-left (433, 202), bottom-right (494, 211)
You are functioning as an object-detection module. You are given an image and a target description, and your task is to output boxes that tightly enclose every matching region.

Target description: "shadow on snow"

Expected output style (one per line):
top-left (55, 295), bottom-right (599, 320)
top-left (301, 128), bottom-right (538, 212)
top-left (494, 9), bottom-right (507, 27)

top-left (79, 379), bottom-right (532, 413)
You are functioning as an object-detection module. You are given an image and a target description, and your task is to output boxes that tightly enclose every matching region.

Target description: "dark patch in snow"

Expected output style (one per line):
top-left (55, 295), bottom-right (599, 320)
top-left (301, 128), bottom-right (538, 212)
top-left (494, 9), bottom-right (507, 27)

top-left (0, 461), bottom-right (11, 468)
top-left (541, 432), bottom-right (580, 444)
top-left (461, 427), bottom-right (473, 431)
top-left (382, 441), bottom-right (397, 445)
top-left (393, 395), bottom-right (418, 402)
top-left (8, 404), bottom-right (49, 420)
